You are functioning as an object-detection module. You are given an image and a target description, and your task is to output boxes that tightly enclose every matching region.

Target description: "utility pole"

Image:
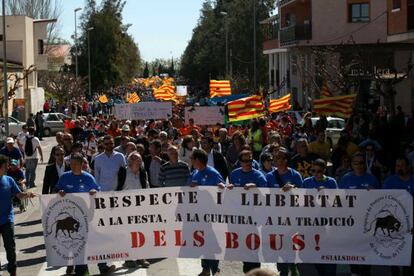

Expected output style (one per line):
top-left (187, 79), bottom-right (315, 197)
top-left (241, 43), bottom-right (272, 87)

top-left (253, 0), bottom-right (257, 91)
top-left (87, 27), bottom-right (94, 99)
top-left (2, 0), bottom-right (9, 136)
top-left (74, 7), bottom-right (82, 78)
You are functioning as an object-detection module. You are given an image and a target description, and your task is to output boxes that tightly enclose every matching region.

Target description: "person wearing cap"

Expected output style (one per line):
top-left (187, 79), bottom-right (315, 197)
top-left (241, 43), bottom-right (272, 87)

top-left (7, 159), bottom-right (27, 212)
top-left (0, 154), bottom-right (36, 276)
top-left (114, 124), bottom-right (136, 146)
top-left (0, 138), bottom-right (23, 167)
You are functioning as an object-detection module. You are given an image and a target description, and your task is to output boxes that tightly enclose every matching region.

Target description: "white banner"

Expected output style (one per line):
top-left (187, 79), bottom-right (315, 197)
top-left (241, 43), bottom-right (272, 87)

top-left (185, 106), bottom-right (225, 125)
top-left (176, 86), bottom-right (188, 96)
top-left (114, 102), bottom-right (172, 120)
top-left (41, 188), bottom-right (413, 266)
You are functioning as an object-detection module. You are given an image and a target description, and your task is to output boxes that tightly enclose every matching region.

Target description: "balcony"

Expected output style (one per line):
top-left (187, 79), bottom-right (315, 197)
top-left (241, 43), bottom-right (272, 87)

top-left (280, 23), bottom-right (312, 45)
top-left (279, 0), bottom-right (297, 7)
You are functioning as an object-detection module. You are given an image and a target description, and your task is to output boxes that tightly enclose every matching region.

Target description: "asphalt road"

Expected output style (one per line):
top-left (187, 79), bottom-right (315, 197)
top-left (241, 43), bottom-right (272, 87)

top-left (0, 137), bottom-right (395, 276)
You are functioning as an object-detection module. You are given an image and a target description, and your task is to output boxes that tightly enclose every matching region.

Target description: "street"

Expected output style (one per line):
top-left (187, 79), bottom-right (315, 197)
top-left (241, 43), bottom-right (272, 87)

top-left (0, 137), bottom-right (398, 276)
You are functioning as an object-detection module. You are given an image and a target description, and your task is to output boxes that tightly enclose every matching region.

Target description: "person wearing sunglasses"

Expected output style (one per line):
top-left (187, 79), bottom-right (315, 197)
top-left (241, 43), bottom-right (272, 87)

top-left (339, 152), bottom-right (379, 276)
top-left (303, 159), bottom-right (338, 190)
top-left (259, 152), bottom-right (275, 175)
top-left (42, 146), bottom-right (70, 195)
top-left (188, 148), bottom-right (225, 276)
top-left (265, 147), bottom-right (302, 276)
top-left (228, 149), bottom-right (267, 274)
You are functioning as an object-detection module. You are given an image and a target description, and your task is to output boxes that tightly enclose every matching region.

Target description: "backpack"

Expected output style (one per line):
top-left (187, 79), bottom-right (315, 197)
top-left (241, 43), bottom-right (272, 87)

top-left (25, 136), bottom-right (34, 156)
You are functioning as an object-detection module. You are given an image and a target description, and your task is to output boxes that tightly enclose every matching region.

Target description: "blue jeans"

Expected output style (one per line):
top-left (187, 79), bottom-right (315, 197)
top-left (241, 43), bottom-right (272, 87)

top-left (0, 222), bottom-right (17, 274)
top-left (201, 259), bottom-right (220, 274)
top-left (25, 158), bottom-right (38, 188)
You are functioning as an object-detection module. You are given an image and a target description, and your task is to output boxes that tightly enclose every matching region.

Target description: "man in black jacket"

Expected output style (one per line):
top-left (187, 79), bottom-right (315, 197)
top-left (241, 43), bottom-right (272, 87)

top-left (42, 146), bottom-right (70, 194)
top-left (144, 140), bottom-right (167, 188)
top-left (200, 136), bottom-right (228, 181)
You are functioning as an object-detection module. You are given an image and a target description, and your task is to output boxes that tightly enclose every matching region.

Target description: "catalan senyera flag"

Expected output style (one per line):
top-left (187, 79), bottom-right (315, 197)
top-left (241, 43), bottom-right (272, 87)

top-left (98, 95), bottom-right (108, 104)
top-left (153, 85), bottom-right (177, 102)
top-left (321, 82), bottom-right (333, 98)
top-left (128, 92), bottom-right (140, 103)
top-left (313, 94), bottom-right (357, 118)
top-left (210, 80), bottom-right (231, 98)
top-left (227, 95), bottom-right (265, 122)
top-left (269, 94), bottom-right (292, 114)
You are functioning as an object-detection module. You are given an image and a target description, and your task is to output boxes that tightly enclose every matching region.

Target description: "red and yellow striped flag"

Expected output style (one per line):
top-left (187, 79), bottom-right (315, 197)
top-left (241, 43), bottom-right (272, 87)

top-left (227, 95), bottom-right (265, 122)
top-left (269, 94), bottom-right (292, 114)
top-left (313, 94), bottom-right (357, 118)
top-left (128, 92), bottom-right (140, 103)
top-left (210, 80), bottom-right (231, 98)
top-left (153, 85), bottom-right (177, 102)
top-left (98, 95), bottom-right (108, 104)
top-left (321, 82), bottom-right (333, 98)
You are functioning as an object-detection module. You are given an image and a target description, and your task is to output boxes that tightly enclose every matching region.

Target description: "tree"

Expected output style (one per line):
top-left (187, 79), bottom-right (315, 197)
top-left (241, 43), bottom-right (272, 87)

top-left (143, 62), bottom-right (149, 78)
top-left (76, 0), bottom-right (142, 92)
top-left (6, 0), bottom-right (62, 51)
top-left (41, 69), bottom-right (86, 104)
top-left (180, 0), bottom-right (275, 92)
top-left (0, 65), bottom-right (37, 117)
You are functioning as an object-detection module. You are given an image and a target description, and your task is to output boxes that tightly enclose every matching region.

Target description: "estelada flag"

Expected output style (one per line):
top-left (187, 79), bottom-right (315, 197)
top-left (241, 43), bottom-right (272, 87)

top-left (227, 95), bottom-right (265, 122)
top-left (269, 94), bottom-right (292, 114)
top-left (321, 82), bottom-right (333, 98)
top-left (313, 94), bottom-right (357, 118)
top-left (98, 95), bottom-right (108, 104)
top-left (153, 85), bottom-right (177, 102)
top-left (128, 92), bottom-right (140, 103)
top-left (210, 80), bottom-right (231, 98)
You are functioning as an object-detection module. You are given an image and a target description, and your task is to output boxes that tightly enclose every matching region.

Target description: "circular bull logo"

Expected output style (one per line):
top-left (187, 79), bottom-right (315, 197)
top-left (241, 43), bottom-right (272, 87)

top-left (364, 195), bottom-right (411, 260)
top-left (43, 197), bottom-right (88, 263)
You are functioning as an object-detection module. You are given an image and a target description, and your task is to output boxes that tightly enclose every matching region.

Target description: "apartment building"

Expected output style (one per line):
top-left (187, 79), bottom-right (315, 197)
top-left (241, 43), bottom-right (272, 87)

top-left (262, 0), bottom-right (414, 112)
top-left (0, 15), bottom-right (56, 118)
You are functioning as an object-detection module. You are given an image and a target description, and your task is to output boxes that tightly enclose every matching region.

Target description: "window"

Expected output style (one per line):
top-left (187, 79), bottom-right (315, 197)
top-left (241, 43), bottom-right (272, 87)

top-left (392, 0), bottom-right (401, 10)
top-left (349, 3), bottom-right (370, 22)
top-left (38, 39), bottom-right (44, 54)
top-left (46, 114), bottom-right (59, 121)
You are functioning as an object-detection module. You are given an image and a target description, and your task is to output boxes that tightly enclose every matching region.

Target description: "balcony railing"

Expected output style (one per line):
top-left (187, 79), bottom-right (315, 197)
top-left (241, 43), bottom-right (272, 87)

top-left (278, 0), bottom-right (297, 7)
top-left (280, 23), bottom-right (312, 44)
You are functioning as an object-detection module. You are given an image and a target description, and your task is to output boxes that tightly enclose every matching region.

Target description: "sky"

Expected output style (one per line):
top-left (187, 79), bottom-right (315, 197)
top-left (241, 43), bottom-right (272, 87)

top-left (59, 0), bottom-right (205, 61)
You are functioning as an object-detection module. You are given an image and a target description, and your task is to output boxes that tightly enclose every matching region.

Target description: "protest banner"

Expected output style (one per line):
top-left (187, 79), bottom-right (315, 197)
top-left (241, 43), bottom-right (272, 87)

top-left (114, 102), bottom-right (172, 120)
top-left (185, 106), bottom-right (225, 125)
top-left (41, 187), bottom-right (413, 266)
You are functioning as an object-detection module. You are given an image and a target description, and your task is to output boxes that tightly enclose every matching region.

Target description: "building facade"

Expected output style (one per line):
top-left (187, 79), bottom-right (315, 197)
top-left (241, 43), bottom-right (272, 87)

top-left (262, 0), bottom-right (414, 113)
top-left (0, 16), bottom-right (56, 119)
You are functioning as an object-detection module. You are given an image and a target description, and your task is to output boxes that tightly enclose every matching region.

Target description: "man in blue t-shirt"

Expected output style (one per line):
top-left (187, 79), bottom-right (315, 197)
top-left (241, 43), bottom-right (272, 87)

top-left (188, 149), bottom-right (224, 276)
top-left (0, 155), bottom-right (35, 276)
top-left (339, 152), bottom-right (380, 190)
top-left (56, 153), bottom-right (102, 276)
top-left (303, 159), bottom-right (338, 189)
top-left (383, 157), bottom-right (414, 194)
top-left (383, 157), bottom-right (414, 276)
top-left (302, 158), bottom-right (337, 276)
top-left (339, 152), bottom-right (378, 276)
top-left (228, 149), bottom-right (266, 274)
top-left (265, 147), bottom-right (302, 276)
top-left (266, 147), bottom-right (303, 189)
top-left (229, 149), bottom-right (267, 189)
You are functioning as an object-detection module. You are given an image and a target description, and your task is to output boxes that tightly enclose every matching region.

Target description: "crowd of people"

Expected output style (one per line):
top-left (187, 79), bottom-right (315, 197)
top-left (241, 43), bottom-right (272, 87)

top-left (0, 102), bottom-right (414, 276)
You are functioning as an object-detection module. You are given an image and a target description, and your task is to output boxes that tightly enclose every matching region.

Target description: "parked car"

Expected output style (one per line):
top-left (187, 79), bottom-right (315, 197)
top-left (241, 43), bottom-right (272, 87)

top-left (311, 116), bottom-right (345, 146)
top-left (43, 113), bottom-right (69, 137)
top-left (0, 116), bottom-right (25, 137)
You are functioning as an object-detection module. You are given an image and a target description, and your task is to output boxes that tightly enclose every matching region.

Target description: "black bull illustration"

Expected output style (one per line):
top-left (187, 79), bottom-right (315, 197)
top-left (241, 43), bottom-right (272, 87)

top-left (47, 216), bottom-right (80, 238)
top-left (367, 215), bottom-right (401, 237)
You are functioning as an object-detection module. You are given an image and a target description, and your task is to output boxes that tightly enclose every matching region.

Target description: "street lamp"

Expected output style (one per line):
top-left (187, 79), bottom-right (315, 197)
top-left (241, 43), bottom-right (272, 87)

top-left (87, 27), bottom-right (94, 99)
top-left (74, 7), bottom-right (82, 78)
top-left (253, 0), bottom-right (257, 91)
top-left (220, 11), bottom-right (229, 79)
top-left (2, 0), bottom-right (9, 136)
